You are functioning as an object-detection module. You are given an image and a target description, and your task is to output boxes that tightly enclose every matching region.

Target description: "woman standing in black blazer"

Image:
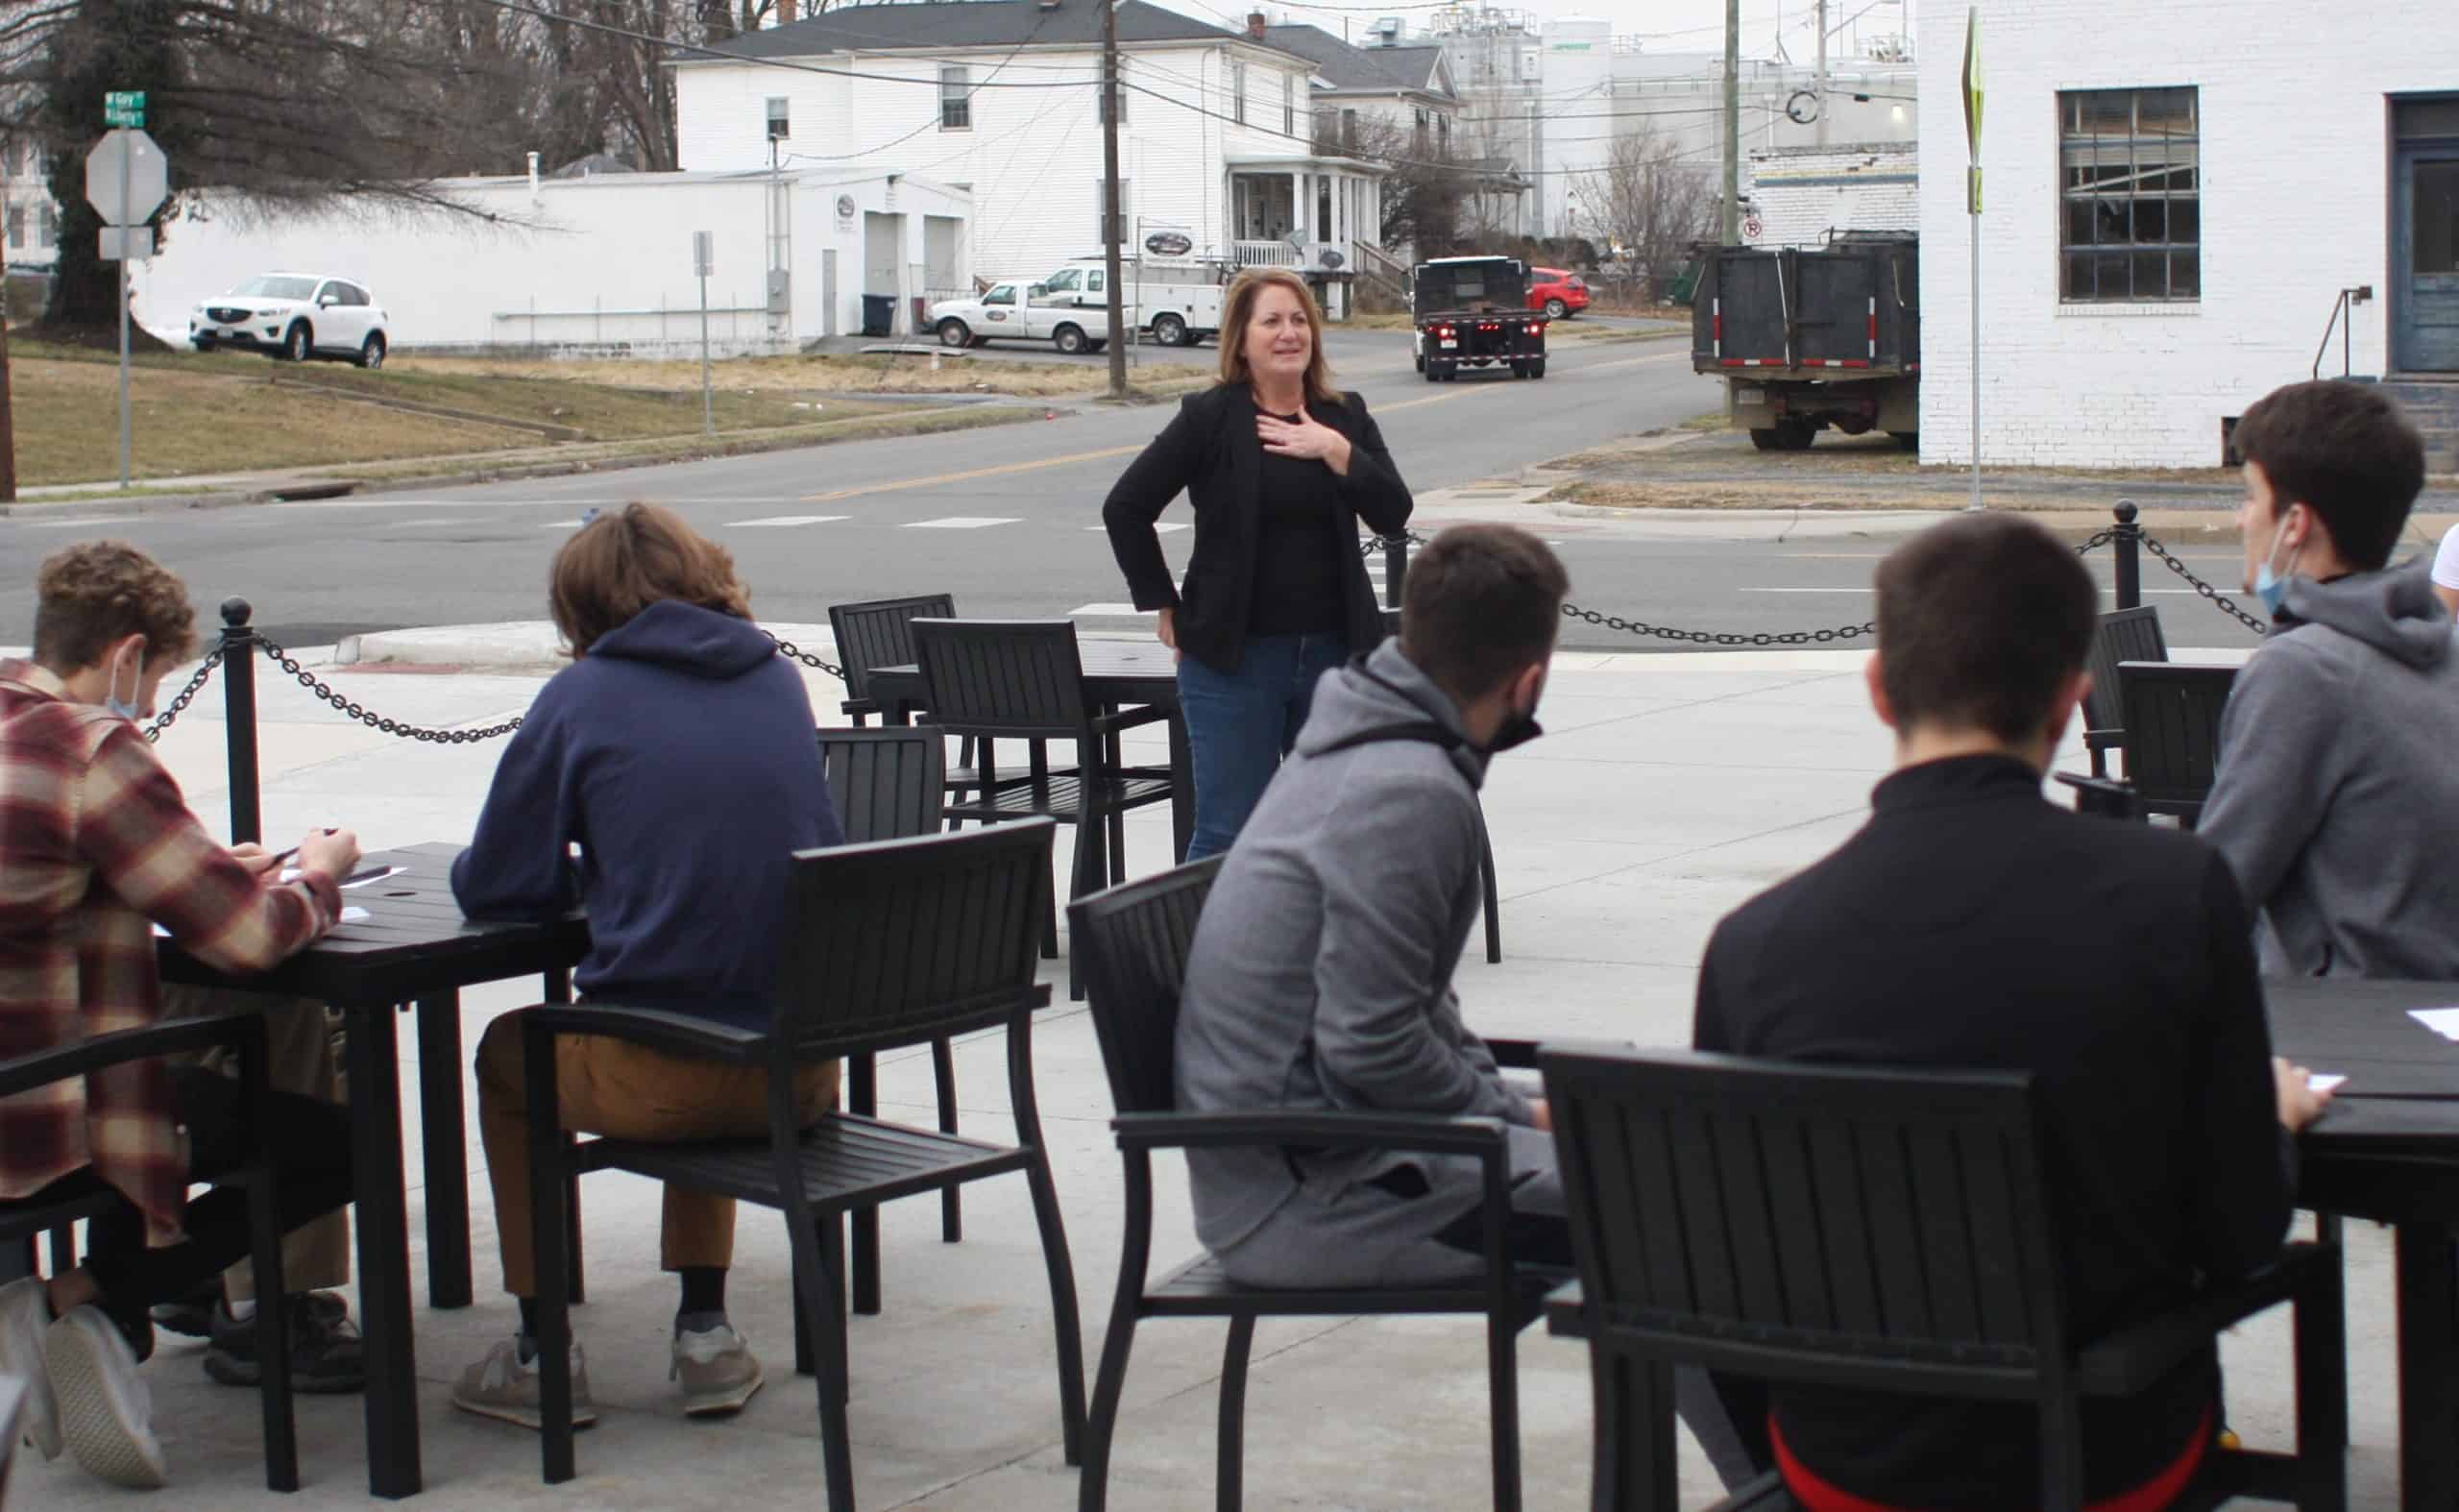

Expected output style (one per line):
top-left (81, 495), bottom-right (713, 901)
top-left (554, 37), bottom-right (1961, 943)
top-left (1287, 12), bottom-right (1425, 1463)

top-left (1103, 268), bottom-right (1416, 860)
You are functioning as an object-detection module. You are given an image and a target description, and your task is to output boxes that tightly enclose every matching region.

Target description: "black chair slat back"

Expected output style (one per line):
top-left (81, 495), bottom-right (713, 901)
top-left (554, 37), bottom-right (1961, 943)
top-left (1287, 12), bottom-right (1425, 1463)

top-left (818, 727), bottom-right (947, 842)
top-left (2116, 662), bottom-right (2235, 806)
top-left (772, 821), bottom-right (1056, 1055)
top-left (1542, 1048), bottom-right (2061, 1359)
top-left (828, 595), bottom-right (958, 707)
top-left (911, 620), bottom-right (1090, 741)
top-left (1067, 859), bottom-right (1224, 1114)
top-left (2082, 607), bottom-right (2167, 735)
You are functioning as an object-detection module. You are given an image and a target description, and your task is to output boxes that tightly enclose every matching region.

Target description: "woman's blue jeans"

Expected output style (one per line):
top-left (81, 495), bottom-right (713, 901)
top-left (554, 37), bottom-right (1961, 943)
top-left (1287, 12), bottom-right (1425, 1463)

top-left (1177, 632), bottom-right (1349, 861)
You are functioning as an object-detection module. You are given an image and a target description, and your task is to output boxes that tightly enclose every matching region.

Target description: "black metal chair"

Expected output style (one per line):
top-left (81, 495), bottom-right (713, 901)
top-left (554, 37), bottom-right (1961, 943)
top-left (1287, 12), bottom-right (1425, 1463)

top-left (827, 594), bottom-right (978, 793)
top-left (913, 620), bottom-right (1177, 992)
top-left (1380, 607), bottom-right (1504, 964)
top-left (817, 726), bottom-right (964, 1314)
top-left (2081, 606), bottom-right (2168, 778)
top-left (2061, 662), bottom-right (2238, 827)
top-left (519, 821), bottom-right (1086, 1510)
top-left (0, 1014), bottom-right (298, 1493)
top-left (1069, 861), bottom-right (1555, 1512)
top-left (1538, 1046), bottom-right (2347, 1512)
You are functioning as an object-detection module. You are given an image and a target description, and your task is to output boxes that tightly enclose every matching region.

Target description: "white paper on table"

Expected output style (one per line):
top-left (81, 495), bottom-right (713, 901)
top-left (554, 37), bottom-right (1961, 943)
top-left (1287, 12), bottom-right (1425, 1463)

top-left (2308, 1074), bottom-right (2347, 1094)
top-left (280, 865), bottom-right (405, 890)
top-left (339, 907), bottom-right (371, 924)
top-left (2409, 1007), bottom-right (2459, 1040)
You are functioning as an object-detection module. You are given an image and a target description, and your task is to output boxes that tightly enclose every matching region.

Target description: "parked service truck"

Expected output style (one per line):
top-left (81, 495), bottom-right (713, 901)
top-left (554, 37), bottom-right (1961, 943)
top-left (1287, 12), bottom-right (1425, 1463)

top-left (1692, 231), bottom-right (1920, 451)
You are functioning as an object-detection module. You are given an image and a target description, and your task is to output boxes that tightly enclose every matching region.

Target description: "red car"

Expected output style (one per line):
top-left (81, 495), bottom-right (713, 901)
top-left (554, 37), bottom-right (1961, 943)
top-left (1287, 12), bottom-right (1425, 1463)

top-left (1529, 268), bottom-right (1589, 320)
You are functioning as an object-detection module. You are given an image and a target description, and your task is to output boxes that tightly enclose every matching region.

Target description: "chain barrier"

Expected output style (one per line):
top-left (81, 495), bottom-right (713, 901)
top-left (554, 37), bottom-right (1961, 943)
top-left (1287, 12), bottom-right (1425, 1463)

top-left (258, 637), bottom-right (528, 744)
top-left (2141, 535), bottom-right (2272, 636)
top-left (1362, 529), bottom-right (1427, 557)
top-left (766, 632), bottom-right (843, 678)
top-left (2075, 529), bottom-right (2115, 556)
top-left (141, 648), bottom-right (223, 744)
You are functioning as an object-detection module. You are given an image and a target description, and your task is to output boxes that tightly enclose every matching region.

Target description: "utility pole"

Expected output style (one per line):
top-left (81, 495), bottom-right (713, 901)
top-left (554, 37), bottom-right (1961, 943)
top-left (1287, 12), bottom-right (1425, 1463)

top-left (1100, 0), bottom-right (1128, 400)
top-left (1721, 0), bottom-right (1741, 242)
top-left (1814, 0), bottom-right (1830, 145)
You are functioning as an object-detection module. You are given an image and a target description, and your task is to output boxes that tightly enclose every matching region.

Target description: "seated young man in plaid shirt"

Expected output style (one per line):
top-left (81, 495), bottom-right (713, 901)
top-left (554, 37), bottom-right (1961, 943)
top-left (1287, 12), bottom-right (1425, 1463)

top-left (0, 542), bottom-right (363, 1489)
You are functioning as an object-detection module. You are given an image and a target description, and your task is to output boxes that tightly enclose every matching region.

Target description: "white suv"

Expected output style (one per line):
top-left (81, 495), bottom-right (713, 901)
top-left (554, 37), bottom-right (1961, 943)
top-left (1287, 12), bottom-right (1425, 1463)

top-left (190, 273), bottom-right (391, 368)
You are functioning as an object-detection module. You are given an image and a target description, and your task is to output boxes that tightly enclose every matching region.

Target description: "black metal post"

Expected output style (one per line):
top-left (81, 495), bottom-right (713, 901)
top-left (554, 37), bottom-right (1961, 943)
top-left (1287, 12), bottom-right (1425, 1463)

top-left (2112, 501), bottom-right (2142, 611)
top-left (220, 597), bottom-right (261, 844)
top-left (1381, 534), bottom-right (1407, 608)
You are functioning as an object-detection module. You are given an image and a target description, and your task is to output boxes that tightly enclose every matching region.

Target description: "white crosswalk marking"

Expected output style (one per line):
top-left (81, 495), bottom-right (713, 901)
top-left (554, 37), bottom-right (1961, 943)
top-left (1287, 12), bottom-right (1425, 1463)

top-left (1069, 603), bottom-right (1158, 619)
top-left (1082, 523), bottom-right (1187, 533)
top-left (905, 516), bottom-right (1022, 529)
top-left (726, 515), bottom-right (851, 528)
top-left (539, 520), bottom-right (588, 529)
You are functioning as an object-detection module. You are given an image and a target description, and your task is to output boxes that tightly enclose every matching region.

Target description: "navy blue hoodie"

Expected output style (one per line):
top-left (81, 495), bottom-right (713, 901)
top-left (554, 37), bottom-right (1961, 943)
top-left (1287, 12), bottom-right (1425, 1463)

top-left (452, 600), bottom-right (841, 1029)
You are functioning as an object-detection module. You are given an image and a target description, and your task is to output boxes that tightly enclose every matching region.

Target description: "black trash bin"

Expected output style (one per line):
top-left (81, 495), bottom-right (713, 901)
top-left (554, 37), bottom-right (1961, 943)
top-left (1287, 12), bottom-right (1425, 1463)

top-left (861, 294), bottom-right (895, 338)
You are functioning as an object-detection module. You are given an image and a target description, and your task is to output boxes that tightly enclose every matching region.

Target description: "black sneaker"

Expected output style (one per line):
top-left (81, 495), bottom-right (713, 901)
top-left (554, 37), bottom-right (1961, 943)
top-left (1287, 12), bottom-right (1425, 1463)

top-left (204, 1293), bottom-right (364, 1394)
top-left (150, 1280), bottom-right (221, 1339)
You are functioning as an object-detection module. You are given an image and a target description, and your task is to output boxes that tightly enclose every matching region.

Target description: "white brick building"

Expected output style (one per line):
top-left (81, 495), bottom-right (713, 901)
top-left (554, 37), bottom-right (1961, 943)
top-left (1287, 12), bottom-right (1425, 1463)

top-left (675, 1), bottom-right (1387, 313)
top-left (1745, 142), bottom-right (1918, 251)
top-left (1916, 0), bottom-right (2459, 470)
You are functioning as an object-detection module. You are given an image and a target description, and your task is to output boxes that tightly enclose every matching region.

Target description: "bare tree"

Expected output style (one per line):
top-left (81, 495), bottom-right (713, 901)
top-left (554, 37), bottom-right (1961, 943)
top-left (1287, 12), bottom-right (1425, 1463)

top-left (1316, 110), bottom-right (1475, 262)
top-left (1572, 126), bottom-right (1715, 301)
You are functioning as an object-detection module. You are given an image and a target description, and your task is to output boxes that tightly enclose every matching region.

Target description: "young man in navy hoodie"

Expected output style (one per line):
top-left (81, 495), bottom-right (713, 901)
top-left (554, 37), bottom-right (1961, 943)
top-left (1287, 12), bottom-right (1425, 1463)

top-left (450, 504), bottom-right (842, 1427)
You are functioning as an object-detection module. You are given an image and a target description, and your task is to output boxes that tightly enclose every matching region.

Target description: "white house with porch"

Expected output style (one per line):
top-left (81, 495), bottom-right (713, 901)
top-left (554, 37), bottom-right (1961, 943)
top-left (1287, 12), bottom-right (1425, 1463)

top-left (1915, 0), bottom-right (2458, 472)
top-left (672, 0), bottom-right (1393, 317)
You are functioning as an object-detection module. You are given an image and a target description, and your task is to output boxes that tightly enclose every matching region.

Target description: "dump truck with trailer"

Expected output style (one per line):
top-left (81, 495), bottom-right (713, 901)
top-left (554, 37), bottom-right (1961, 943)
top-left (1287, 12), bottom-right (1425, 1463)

top-left (1692, 232), bottom-right (1920, 451)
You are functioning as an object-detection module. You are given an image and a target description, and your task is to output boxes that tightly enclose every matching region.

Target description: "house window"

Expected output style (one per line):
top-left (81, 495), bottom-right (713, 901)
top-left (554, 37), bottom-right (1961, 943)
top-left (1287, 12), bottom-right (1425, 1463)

top-left (1282, 74), bottom-right (1295, 136)
top-left (766, 96), bottom-right (790, 140)
top-left (1438, 113), bottom-right (1450, 153)
top-left (1233, 61), bottom-right (1247, 125)
top-left (2058, 86), bottom-right (2200, 303)
top-left (1342, 108), bottom-right (1358, 149)
top-left (37, 203), bottom-right (53, 247)
top-left (5, 207), bottom-right (19, 250)
top-left (940, 67), bottom-right (971, 131)
top-left (1414, 107), bottom-right (1430, 153)
top-left (1097, 177), bottom-right (1131, 245)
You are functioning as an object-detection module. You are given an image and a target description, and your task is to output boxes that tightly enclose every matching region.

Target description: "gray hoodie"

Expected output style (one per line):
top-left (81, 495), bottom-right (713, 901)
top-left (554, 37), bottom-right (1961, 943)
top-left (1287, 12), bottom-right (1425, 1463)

top-left (1174, 640), bottom-right (1537, 1264)
top-left (2199, 557), bottom-right (2459, 979)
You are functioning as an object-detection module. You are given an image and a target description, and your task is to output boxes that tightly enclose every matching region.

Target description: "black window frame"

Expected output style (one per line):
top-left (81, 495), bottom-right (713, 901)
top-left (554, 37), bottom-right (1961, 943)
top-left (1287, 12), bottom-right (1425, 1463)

top-left (2057, 85), bottom-right (2201, 305)
top-left (766, 95), bottom-right (791, 141)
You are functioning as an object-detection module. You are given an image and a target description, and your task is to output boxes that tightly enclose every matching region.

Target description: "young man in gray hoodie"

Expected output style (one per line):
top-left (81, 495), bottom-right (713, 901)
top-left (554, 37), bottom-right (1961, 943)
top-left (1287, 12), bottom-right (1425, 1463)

top-left (2197, 379), bottom-right (2457, 979)
top-left (1175, 523), bottom-right (1565, 1292)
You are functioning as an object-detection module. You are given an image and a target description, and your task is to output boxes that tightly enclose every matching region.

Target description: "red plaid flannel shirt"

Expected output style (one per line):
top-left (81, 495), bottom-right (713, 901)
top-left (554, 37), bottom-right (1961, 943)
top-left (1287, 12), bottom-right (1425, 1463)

top-left (0, 661), bottom-right (338, 1244)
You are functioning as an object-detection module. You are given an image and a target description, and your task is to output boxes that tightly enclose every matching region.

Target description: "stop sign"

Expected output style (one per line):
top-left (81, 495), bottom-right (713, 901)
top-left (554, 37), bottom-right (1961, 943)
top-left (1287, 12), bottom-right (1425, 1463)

top-left (85, 129), bottom-right (168, 226)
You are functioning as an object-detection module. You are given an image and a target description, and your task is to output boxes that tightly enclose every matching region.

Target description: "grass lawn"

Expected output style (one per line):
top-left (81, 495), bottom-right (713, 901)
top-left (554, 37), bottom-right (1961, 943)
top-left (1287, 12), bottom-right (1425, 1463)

top-left (12, 342), bottom-right (912, 486)
top-left (391, 350), bottom-right (1212, 399)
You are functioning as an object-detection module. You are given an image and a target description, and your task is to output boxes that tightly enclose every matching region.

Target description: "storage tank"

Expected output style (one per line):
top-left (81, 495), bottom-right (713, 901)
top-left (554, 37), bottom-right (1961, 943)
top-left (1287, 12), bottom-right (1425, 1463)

top-left (1539, 16), bottom-right (1614, 241)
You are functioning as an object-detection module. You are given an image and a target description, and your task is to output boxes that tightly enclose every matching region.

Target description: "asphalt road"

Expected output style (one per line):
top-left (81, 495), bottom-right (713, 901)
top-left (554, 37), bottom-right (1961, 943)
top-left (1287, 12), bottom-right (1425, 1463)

top-left (0, 326), bottom-right (2274, 654)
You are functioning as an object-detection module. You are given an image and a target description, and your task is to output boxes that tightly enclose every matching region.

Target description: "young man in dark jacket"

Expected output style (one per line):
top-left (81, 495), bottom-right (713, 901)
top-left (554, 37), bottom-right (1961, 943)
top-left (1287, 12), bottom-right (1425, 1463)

top-left (450, 504), bottom-right (842, 1428)
top-left (2194, 380), bottom-right (2456, 979)
top-left (1695, 513), bottom-right (2327, 1509)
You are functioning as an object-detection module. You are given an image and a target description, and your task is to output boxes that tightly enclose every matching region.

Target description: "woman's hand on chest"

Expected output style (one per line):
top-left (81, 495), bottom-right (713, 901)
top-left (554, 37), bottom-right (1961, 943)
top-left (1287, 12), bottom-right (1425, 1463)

top-left (1256, 405), bottom-right (1353, 476)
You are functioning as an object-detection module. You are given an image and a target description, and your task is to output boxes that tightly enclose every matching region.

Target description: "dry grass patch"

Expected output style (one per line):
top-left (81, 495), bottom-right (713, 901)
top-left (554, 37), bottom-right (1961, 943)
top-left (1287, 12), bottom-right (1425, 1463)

top-left (391, 350), bottom-right (1211, 399)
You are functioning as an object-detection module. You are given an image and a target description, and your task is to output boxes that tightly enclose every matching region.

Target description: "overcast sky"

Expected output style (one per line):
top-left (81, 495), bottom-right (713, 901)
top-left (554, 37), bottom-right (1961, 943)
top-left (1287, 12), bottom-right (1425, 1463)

top-left (1149, 0), bottom-right (1919, 63)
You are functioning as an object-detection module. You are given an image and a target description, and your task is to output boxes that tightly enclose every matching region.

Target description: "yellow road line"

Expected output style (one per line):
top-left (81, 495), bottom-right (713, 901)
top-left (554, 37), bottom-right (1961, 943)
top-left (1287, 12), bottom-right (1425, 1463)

top-left (801, 444), bottom-right (1146, 502)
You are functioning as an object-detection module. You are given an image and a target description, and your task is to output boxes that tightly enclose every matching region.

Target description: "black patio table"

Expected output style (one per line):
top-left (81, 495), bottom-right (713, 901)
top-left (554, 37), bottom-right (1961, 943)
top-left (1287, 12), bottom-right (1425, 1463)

top-left (2269, 978), bottom-right (2459, 1512)
top-left (865, 638), bottom-right (1196, 862)
top-left (158, 841), bottom-right (587, 1500)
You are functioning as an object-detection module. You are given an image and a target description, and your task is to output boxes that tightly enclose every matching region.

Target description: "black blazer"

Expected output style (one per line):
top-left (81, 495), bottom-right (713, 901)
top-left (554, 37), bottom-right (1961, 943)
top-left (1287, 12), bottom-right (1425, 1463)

top-left (1101, 381), bottom-right (1413, 674)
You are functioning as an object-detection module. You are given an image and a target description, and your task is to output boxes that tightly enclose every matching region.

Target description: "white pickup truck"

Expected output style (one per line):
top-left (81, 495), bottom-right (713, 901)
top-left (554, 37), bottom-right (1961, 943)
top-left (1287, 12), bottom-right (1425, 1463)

top-left (928, 261), bottom-right (1226, 354)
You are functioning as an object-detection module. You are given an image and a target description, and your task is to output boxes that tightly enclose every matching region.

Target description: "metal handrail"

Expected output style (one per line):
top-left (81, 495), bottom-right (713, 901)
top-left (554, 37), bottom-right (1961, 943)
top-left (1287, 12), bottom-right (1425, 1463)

top-left (2311, 285), bottom-right (2374, 380)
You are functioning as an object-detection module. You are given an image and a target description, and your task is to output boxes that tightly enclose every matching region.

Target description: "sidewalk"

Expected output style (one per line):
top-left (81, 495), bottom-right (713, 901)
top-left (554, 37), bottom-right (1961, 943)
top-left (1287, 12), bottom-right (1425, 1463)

top-left (26, 630), bottom-right (2399, 1511)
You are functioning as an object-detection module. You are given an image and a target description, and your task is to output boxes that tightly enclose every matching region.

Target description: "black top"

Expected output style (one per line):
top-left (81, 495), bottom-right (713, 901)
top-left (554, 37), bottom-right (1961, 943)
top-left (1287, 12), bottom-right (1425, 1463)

top-left (1101, 383), bottom-right (1414, 675)
top-left (1694, 755), bottom-right (2290, 1508)
top-left (1248, 416), bottom-right (1348, 637)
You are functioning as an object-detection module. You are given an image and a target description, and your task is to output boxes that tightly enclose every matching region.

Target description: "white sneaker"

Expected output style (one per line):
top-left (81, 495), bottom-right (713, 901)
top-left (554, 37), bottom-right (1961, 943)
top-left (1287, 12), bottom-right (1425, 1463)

top-left (44, 1305), bottom-right (167, 1488)
top-left (0, 1277), bottom-right (59, 1461)
top-left (671, 1322), bottom-right (764, 1417)
top-left (450, 1336), bottom-right (597, 1431)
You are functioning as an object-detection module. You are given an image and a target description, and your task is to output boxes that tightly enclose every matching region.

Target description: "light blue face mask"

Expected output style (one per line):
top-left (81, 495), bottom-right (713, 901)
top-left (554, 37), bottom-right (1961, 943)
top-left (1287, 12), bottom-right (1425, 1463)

top-left (104, 646), bottom-right (145, 723)
top-left (2253, 511), bottom-right (2305, 618)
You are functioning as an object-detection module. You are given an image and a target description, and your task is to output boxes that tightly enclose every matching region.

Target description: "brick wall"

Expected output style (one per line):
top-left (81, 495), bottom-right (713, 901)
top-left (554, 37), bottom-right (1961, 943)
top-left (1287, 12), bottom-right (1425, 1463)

top-left (1745, 142), bottom-right (1919, 250)
top-left (1915, 0), bottom-right (2459, 469)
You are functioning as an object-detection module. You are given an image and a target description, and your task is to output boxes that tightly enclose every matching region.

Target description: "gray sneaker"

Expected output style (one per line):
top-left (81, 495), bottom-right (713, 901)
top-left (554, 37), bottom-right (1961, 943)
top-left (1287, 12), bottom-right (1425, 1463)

top-left (671, 1322), bottom-right (763, 1417)
top-left (450, 1337), bottom-right (597, 1431)
top-left (0, 1277), bottom-right (60, 1462)
top-left (44, 1305), bottom-right (167, 1488)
